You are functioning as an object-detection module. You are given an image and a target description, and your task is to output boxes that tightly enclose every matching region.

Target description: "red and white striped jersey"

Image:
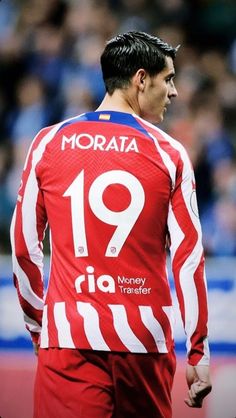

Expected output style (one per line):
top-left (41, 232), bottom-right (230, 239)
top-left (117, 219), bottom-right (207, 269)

top-left (10, 111), bottom-right (210, 366)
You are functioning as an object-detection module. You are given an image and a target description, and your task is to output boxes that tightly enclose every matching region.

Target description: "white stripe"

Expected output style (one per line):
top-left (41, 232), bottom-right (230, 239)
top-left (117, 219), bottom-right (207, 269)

top-left (23, 313), bottom-right (41, 333)
top-left (168, 143), bottom-right (202, 344)
top-left (169, 214), bottom-right (200, 346)
top-left (77, 302), bottom-right (109, 350)
top-left (23, 138), bottom-right (36, 171)
top-left (54, 302), bottom-right (75, 348)
top-left (108, 304), bottom-right (147, 352)
top-left (182, 247), bottom-right (200, 350)
top-left (168, 202), bottom-right (198, 342)
top-left (158, 127), bottom-right (207, 346)
top-left (148, 132), bottom-right (176, 190)
top-left (22, 123), bottom-right (64, 272)
top-left (139, 306), bottom-right (168, 352)
top-left (178, 149), bottom-right (202, 347)
top-left (167, 206), bottom-right (185, 260)
top-left (40, 305), bottom-right (49, 347)
top-left (10, 209), bottom-right (44, 310)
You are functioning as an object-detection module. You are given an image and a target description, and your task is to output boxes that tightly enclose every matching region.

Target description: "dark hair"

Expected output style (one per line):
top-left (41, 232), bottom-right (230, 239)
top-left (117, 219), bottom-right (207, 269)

top-left (101, 31), bottom-right (179, 94)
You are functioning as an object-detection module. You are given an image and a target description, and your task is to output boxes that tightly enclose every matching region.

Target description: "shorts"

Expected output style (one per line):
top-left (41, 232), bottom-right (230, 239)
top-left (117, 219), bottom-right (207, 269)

top-left (34, 347), bottom-right (176, 418)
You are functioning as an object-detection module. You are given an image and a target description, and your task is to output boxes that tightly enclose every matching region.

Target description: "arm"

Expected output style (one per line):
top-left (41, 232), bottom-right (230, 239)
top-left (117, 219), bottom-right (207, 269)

top-left (167, 146), bottom-right (212, 406)
top-left (10, 129), bottom-right (49, 350)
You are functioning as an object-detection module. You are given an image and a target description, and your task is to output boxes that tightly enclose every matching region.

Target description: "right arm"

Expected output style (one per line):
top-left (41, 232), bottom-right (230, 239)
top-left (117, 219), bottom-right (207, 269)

top-left (167, 145), bottom-right (212, 406)
top-left (10, 126), bottom-right (54, 348)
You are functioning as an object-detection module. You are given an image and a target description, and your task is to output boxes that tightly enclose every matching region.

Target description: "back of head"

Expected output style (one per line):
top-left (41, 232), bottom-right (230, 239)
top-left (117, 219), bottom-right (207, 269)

top-left (101, 31), bottom-right (178, 94)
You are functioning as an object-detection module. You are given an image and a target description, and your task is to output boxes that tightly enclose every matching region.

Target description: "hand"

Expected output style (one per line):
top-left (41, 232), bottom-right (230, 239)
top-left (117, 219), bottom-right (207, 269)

top-left (185, 364), bottom-right (212, 408)
top-left (33, 342), bottom-right (39, 356)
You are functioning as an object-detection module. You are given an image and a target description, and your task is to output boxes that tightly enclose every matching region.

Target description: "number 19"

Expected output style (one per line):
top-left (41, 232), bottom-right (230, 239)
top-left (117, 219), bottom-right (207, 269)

top-left (63, 170), bottom-right (145, 257)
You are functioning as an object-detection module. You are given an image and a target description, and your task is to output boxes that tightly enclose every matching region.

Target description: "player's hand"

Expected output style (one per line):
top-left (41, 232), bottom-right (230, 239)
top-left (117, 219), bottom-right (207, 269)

top-left (33, 342), bottom-right (39, 356)
top-left (184, 364), bottom-right (212, 408)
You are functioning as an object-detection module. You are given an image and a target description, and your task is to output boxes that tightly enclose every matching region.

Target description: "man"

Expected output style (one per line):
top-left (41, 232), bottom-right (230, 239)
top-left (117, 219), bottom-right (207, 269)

top-left (11, 31), bottom-right (211, 418)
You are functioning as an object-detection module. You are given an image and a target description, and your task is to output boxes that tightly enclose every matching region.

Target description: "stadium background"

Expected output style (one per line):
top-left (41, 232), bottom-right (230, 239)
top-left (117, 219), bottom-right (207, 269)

top-left (0, 0), bottom-right (235, 417)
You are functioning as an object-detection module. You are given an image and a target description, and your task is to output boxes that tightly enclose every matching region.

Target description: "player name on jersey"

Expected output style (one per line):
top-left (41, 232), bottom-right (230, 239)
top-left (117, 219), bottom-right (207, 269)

top-left (61, 133), bottom-right (139, 153)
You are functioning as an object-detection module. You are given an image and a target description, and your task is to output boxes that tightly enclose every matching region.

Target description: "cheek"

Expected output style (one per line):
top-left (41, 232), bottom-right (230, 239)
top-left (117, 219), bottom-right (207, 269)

top-left (152, 92), bottom-right (165, 111)
top-left (151, 85), bottom-right (167, 104)
top-left (159, 85), bottom-right (168, 100)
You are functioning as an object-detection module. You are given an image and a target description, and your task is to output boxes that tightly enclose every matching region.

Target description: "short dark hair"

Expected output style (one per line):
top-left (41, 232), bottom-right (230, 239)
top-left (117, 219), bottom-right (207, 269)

top-left (100, 31), bottom-right (179, 94)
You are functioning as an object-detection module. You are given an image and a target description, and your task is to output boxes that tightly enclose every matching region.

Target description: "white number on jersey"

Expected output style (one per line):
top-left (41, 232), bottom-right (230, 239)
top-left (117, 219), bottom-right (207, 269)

top-left (63, 170), bottom-right (145, 257)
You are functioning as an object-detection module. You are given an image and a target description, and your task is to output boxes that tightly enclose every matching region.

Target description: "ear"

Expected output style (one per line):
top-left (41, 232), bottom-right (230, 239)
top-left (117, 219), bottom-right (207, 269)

top-left (132, 69), bottom-right (147, 91)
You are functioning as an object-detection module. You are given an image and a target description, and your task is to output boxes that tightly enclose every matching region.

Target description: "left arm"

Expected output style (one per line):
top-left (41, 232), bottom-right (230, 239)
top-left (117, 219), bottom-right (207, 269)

top-left (167, 145), bottom-right (212, 406)
top-left (10, 129), bottom-right (49, 349)
top-left (167, 147), bottom-right (210, 366)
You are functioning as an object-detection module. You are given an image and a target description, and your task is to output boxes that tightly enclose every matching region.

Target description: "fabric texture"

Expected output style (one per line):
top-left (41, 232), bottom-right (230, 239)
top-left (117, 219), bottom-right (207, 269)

top-left (34, 347), bottom-right (176, 418)
top-left (11, 111), bottom-right (209, 365)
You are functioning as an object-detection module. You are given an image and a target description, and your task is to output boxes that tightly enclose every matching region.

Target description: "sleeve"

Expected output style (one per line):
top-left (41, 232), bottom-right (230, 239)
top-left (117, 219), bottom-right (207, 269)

top-left (10, 128), bottom-right (50, 345)
top-left (167, 146), bottom-right (210, 366)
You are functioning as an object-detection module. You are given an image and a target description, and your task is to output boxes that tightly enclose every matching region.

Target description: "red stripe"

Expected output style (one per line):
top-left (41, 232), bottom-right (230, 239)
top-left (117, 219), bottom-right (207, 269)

top-left (14, 273), bottom-right (43, 326)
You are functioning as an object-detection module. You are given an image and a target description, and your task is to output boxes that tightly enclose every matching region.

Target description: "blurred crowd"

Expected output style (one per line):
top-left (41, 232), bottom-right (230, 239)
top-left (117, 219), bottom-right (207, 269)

top-left (0, 0), bottom-right (236, 255)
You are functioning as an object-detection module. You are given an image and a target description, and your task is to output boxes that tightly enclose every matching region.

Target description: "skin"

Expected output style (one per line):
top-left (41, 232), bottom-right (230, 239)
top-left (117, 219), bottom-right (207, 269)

top-left (137, 56), bottom-right (177, 123)
top-left (33, 342), bottom-right (39, 356)
top-left (33, 54), bottom-right (212, 409)
top-left (97, 56), bottom-right (178, 124)
top-left (185, 364), bottom-right (212, 408)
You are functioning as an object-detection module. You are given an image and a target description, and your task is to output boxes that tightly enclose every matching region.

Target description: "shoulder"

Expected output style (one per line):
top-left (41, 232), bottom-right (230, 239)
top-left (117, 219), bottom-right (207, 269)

top-left (39, 113), bottom-right (86, 142)
top-left (29, 113), bottom-right (86, 155)
top-left (153, 125), bottom-right (190, 163)
top-left (134, 115), bottom-right (189, 162)
top-left (23, 114), bottom-right (86, 172)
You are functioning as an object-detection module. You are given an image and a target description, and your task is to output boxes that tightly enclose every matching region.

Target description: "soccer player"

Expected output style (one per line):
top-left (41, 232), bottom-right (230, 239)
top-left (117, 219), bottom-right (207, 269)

top-left (10, 31), bottom-right (212, 418)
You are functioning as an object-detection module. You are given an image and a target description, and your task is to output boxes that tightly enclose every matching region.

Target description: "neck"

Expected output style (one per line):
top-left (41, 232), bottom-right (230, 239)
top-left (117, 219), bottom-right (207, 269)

top-left (96, 90), bottom-right (140, 116)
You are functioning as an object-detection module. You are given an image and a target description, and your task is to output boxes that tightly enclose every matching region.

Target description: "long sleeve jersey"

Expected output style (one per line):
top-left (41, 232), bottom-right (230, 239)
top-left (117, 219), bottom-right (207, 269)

top-left (10, 111), bottom-right (210, 366)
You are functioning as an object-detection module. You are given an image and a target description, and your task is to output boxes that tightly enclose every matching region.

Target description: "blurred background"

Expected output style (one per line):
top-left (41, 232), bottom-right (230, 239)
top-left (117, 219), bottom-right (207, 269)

top-left (0, 0), bottom-right (235, 417)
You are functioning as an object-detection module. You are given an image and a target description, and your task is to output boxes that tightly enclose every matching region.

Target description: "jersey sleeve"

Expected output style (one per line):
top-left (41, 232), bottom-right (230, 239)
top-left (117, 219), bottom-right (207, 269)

top-left (10, 127), bottom-right (50, 344)
top-left (167, 145), bottom-right (210, 366)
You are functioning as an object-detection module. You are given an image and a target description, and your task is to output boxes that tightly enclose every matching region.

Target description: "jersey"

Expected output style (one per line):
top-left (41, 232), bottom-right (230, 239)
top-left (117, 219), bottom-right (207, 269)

top-left (10, 111), bottom-right (210, 366)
